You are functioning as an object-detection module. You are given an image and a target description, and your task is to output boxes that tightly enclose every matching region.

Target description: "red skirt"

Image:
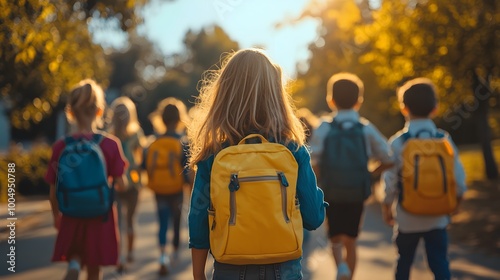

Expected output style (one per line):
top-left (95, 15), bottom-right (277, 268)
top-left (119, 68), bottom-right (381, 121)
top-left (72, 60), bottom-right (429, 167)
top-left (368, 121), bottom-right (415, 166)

top-left (52, 208), bottom-right (119, 266)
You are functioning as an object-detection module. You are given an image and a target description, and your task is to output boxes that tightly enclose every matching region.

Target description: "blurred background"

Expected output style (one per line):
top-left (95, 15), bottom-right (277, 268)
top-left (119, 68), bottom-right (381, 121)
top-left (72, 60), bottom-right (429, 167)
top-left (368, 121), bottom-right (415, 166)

top-left (0, 0), bottom-right (499, 278)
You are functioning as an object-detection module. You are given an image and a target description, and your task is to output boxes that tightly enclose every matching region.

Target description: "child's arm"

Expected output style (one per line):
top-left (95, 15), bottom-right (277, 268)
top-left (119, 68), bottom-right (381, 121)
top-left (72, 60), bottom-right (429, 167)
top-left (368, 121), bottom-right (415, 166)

top-left (381, 136), bottom-right (400, 226)
top-left (192, 248), bottom-right (208, 280)
top-left (49, 184), bottom-right (61, 230)
top-left (381, 203), bottom-right (394, 226)
top-left (448, 136), bottom-right (467, 212)
top-left (295, 146), bottom-right (326, 230)
top-left (365, 123), bottom-right (394, 175)
top-left (308, 121), bottom-right (330, 180)
top-left (114, 175), bottom-right (127, 192)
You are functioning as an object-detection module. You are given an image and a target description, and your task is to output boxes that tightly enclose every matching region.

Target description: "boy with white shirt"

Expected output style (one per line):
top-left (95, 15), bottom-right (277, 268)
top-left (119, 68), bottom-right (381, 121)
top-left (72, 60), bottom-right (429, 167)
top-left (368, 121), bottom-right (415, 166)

top-left (310, 73), bottom-right (393, 280)
top-left (382, 78), bottom-right (467, 280)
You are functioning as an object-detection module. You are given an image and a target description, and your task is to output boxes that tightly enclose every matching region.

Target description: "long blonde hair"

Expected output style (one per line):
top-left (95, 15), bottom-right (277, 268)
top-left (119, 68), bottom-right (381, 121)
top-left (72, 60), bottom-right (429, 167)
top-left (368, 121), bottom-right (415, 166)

top-left (66, 79), bottom-right (106, 130)
top-left (109, 96), bottom-right (141, 140)
top-left (188, 48), bottom-right (305, 168)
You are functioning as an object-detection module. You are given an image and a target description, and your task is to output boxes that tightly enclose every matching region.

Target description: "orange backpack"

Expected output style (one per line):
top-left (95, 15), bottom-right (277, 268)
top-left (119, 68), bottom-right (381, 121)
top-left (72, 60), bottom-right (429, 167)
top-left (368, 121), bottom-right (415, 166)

top-left (146, 136), bottom-right (185, 194)
top-left (399, 130), bottom-right (458, 215)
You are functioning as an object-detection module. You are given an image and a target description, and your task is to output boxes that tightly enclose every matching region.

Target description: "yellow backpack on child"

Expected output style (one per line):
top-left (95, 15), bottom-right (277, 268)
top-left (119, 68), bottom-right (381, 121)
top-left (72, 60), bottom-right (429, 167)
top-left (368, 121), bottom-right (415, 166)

top-left (399, 129), bottom-right (458, 215)
top-left (146, 136), bottom-right (184, 194)
top-left (209, 134), bottom-right (303, 265)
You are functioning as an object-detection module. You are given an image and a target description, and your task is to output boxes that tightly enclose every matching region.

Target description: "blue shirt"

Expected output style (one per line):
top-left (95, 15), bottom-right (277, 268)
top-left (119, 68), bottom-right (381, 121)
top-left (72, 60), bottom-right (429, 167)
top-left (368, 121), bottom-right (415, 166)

top-left (188, 143), bottom-right (327, 249)
top-left (310, 110), bottom-right (393, 165)
top-left (382, 119), bottom-right (467, 233)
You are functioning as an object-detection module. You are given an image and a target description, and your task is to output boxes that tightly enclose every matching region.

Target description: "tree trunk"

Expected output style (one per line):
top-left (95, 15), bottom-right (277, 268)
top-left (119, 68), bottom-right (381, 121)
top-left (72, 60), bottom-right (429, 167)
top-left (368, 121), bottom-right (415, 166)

top-left (473, 71), bottom-right (499, 180)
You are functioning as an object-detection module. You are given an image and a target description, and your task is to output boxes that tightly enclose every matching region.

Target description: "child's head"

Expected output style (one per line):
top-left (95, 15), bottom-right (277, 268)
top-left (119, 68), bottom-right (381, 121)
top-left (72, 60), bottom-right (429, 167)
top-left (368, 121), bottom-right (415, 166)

top-left (398, 77), bottom-right (438, 119)
top-left (189, 48), bottom-right (305, 166)
top-left (109, 96), bottom-right (140, 139)
top-left (66, 79), bottom-right (105, 130)
top-left (326, 73), bottom-right (364, 111)
top-left (149, 97), bottom-right (188, 135)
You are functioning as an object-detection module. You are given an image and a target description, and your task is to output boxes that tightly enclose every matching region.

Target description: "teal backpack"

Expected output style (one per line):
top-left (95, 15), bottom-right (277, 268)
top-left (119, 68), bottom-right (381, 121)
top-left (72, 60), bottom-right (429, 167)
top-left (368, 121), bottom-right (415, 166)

top-left (319, 120), bottom-right (371, 203)
top-left (56, 134), bottom-right (113, 218)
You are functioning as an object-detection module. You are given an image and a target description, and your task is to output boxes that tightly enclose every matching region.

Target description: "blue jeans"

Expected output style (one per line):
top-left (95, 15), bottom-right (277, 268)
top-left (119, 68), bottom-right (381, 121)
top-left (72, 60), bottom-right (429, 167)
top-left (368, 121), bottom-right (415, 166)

top-left (395, 228), bottom-right (451, 280)
top-left (213, 259), bottom-right (302, 280)
top-left (155, 193), bottom-right (183, 248)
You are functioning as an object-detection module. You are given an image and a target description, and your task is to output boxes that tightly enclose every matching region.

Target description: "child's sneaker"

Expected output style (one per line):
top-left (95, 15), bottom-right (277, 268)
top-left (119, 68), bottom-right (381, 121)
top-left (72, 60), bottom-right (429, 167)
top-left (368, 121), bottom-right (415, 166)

top-left (64, 260), bottom-right (80, 280)
top-left (127, 253), bottom-right (134, 263)
top-left (159, 254), bottom-right (169, 276)
top-left (336, 262), bottom-right (351, 280)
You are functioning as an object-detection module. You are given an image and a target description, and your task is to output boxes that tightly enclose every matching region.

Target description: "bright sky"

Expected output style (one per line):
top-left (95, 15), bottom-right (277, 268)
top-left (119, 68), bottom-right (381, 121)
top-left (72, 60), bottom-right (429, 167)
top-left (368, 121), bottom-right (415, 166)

top-left (92, 0), bottom-right (321, 77)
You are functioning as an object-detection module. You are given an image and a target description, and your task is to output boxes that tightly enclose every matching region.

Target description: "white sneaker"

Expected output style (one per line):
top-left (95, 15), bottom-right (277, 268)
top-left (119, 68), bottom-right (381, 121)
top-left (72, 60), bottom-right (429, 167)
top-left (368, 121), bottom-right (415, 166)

top-left (336, 262), bottom-right (351, 280)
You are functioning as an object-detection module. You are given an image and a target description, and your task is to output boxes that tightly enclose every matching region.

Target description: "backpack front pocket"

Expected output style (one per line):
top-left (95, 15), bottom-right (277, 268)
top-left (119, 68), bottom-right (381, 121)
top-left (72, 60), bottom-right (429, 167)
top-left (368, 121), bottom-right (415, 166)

top-left (224, 169), bottom-right (299, 257)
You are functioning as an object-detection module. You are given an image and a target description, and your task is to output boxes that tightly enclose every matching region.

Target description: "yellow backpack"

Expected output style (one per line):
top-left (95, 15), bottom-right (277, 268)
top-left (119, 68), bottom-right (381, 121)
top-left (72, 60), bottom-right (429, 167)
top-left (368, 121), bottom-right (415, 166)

top-left (399, 130), bottom-right (457, 215)
top-left (209, 134), bottom-right (303, 265)
top-left (146, 136), bottom-right (184, 194)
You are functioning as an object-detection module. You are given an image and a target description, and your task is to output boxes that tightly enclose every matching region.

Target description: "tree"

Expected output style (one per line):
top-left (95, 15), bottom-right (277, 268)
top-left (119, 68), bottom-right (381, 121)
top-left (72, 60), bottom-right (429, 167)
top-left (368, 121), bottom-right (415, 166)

top-left (292, 0), bottom-right (402, 136)
top-left (0, 0), bottom-right (149, 129)
top-left (358, 0), bottom-right (499, 179)
top-left (105, 25), bottom-right (239, 135)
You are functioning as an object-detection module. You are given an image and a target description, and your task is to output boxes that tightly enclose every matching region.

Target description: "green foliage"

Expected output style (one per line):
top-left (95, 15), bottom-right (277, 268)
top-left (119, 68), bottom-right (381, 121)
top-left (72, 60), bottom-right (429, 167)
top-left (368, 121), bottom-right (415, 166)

top-left (0, 0), bottom-right (148, 129)
top-left (293, 0), bottom-right (402, 136)
top-left (0, 144), bottom-right (52, 199)
top-left (358, 0), bottom-right (499, 110)
top-left (107, 25), bottom-right (239, 135)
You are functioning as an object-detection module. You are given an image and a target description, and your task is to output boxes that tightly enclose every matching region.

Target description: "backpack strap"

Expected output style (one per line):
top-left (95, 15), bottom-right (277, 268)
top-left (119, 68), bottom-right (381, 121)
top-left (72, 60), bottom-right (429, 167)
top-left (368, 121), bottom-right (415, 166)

top-left (92, 133), bottom-right (104, 144)
top-left (238, 134), bottom-right (269, 145)
top-left (435, 129), bottom-right (447, 139)
top-left (64, 136), bottom-right (77, 145)
top-left (331, 118), bottom-right (364, 130)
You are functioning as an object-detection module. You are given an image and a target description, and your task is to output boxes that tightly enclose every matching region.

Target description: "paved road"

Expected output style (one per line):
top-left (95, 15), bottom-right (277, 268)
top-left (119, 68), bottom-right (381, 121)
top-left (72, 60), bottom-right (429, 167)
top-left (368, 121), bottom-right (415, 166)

top-left (1, 190), bottom-right (499, 280)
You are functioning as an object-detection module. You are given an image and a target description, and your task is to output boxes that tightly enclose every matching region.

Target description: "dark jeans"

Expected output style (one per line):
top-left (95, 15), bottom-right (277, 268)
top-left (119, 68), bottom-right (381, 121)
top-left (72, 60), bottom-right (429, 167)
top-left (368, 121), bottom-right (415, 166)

top-left (155, 192), bottom-right (183, 248)
top-left (395, 228), bottom-right (451, 280)
top-left (213, 259), bottom-right (302, 280)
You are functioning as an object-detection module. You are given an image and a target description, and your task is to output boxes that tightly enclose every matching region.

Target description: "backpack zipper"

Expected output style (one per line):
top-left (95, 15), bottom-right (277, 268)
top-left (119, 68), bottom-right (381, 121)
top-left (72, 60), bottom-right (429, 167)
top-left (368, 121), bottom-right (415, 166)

top-left (228, 172), bottom-right (290, 226)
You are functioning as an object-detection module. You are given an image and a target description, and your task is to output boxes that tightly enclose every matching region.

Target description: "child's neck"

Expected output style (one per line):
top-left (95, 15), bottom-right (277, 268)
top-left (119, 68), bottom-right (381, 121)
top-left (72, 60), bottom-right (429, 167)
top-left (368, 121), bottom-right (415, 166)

top-left (407, 115), bottom-right (430, 121)
top-left (75, 123), bottom-right (95, 134)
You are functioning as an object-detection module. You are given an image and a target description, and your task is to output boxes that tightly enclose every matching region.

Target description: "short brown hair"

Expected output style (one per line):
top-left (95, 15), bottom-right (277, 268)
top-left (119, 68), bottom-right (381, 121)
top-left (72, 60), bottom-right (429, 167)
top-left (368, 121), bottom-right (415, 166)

top-left (327, 73), bottom-right (364, 110)
top-left (398, 78), bottom-right (437, 117)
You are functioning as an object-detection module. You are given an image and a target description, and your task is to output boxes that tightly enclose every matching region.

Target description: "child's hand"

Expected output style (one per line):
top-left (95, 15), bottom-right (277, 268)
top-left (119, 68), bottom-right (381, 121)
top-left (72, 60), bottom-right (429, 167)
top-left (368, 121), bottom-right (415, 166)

top-left (383, 210), bottom-right (394, 226)
top-left (382, 204), bottom-right (394, 226)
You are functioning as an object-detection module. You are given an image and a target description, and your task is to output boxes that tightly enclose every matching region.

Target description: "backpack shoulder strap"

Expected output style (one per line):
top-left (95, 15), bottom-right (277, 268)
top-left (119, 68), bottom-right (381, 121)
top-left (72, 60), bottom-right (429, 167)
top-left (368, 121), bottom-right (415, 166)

top-left (64, 136), bottom-right (76, 145)
top-left (400, 131), bottom-right (412, 144)
top-left (436, 129), bottom-right (448, 139)
top-left (92, 133), bottom-right (104, 144)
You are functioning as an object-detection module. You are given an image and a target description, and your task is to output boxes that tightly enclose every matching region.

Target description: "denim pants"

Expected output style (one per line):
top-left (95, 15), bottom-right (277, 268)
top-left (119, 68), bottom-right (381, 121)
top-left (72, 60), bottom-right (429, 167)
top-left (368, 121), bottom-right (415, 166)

top-left (213, 259), bottom-right (303, 280)
top-left (155, 192), bottom-right (183, 248)
top-left (395, 228), bottom-right (451, 280)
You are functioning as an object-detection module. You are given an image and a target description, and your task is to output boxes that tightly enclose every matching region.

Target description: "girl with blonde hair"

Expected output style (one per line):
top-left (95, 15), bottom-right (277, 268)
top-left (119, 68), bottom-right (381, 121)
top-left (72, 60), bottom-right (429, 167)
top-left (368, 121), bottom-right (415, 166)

top-left (45, 79), bottom-right (127, 280)
top-left (108, 96), bottom-right (145, 272)
top-left (188, 49), bottom-right (326, 280)
top-left (145, 97), bottom-right (191, 276)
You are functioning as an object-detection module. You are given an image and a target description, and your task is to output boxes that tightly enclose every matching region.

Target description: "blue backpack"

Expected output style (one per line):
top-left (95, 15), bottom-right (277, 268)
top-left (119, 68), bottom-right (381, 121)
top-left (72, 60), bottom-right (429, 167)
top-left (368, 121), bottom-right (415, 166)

top-left (319, 120), bottom-right (371, 203)
top-left (56, 134), bottom-right (113, 218)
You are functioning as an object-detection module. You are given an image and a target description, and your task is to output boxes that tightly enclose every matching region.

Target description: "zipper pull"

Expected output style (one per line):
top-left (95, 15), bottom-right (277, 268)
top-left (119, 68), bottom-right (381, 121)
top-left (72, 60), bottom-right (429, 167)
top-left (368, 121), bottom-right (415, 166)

top-left (277, 172), bottom-right (289, 187)
top-left (229, 173), bottom-right (240, 192)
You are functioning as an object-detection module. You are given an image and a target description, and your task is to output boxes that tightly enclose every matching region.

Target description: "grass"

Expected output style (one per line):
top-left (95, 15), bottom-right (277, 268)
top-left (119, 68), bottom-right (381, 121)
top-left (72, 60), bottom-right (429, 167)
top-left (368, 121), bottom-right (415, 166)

top-left (449, 141), bottom-right (500, 256)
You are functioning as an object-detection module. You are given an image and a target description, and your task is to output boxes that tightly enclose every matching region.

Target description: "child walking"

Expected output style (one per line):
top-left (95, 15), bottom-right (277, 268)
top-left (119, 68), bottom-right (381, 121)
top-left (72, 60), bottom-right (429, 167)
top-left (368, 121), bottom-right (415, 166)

top-left (310, 73), bottom-right (393, 280)
top-left (109, 96), bottom-right (145, 272)
top-left (382, 78), bottom-right (467, 280)
top-left (45, 79), bottom-right (128, 280)
top-left (188, 48), bottom-right (326, 280)
top-left (145, 98), bottom-right (190, 276)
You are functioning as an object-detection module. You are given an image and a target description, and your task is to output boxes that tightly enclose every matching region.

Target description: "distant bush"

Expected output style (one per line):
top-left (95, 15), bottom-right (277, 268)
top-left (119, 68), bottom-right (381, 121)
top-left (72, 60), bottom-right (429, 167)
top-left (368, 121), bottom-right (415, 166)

top-left (0, 144), bottom-right (51, 199)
